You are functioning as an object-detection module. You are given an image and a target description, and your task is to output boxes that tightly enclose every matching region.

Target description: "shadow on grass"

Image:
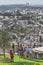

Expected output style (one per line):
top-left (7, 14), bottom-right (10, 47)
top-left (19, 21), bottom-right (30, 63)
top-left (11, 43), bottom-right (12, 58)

top-left (28, 58), bottom-right (43, 62)
top-left (0, 54), bottom-right (4, 56)
top-left (2, 62), bottom-right (34, 65)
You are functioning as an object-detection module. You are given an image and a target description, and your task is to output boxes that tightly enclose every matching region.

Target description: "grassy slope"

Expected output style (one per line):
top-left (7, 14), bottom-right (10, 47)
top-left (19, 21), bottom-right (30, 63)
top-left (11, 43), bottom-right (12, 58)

top-left (0, 54), bottom-right (43, 65)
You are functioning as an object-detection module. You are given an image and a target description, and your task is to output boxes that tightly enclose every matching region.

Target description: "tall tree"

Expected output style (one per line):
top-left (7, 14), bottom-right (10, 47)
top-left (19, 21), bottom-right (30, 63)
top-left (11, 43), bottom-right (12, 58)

top-left (0, 30), bottom-right (11, 58)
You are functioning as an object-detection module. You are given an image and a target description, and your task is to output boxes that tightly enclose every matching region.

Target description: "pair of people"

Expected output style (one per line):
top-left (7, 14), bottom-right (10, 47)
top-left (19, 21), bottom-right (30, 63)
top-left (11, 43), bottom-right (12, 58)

top-left (18, 45), bottom-right (23, 57)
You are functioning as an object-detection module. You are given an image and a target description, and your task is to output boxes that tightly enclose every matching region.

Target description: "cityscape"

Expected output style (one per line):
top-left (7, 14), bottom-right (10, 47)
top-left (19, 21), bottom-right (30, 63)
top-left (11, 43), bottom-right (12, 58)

top-left (0, 0), bottom-right (43, 65)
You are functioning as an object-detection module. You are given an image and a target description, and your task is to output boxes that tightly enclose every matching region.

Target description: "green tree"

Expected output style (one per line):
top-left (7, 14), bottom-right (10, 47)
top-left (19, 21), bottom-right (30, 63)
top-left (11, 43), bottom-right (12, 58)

top-left (0, 30), bottom-right (11, 58)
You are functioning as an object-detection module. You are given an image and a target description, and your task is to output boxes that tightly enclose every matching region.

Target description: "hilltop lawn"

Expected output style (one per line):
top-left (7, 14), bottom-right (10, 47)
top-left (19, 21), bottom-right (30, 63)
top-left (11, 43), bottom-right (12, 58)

top-left (0, 54), bottom-right (43, 65)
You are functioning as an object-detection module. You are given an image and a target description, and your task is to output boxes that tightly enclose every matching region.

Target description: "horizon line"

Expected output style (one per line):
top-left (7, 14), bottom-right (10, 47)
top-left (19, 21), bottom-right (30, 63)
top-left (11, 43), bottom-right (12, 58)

top-left (0, 4), bottom-right (43, 6)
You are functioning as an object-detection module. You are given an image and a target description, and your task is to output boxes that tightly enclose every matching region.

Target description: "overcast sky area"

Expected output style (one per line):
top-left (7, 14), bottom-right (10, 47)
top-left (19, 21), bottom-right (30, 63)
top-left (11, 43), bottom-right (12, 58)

top-left (0, 0), bottom-right (43, 5)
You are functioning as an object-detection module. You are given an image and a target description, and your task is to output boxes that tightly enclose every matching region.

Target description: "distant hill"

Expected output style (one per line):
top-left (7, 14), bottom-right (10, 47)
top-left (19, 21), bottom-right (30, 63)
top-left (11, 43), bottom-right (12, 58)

top-left (31, 5), bottom-right (43, 8)
top-left (0, 4), bottom-right (43, 11)
top-left (0, 4), bottom-right (29, 11)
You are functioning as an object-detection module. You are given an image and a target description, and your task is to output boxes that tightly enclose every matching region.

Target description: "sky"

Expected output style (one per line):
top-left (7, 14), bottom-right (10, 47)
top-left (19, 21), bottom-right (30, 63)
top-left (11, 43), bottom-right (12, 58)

top-left (0, 0), bottom-right (43, 5)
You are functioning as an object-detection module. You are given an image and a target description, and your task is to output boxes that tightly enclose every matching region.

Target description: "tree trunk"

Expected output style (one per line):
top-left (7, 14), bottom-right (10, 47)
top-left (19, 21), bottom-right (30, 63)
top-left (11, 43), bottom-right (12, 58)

top-left (3, 48), bottom-right (6, 59)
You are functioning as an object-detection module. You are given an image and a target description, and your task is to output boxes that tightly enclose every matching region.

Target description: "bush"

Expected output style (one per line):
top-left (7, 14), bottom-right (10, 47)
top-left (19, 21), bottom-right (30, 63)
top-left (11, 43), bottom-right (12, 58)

top-left (34, 63), bottom-right (40, 65)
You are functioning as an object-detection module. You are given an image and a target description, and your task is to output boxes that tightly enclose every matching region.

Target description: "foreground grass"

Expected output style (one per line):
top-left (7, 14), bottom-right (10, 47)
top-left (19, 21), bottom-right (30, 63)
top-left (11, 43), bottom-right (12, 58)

top-left (0, 54), bottom-right (43, 65)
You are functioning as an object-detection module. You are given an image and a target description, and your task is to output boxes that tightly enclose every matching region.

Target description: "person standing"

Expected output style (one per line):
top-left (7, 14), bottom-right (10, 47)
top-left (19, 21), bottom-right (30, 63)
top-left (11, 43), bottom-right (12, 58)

top-left (9, 50), bottom-right (14, 61)
top-left (12, 44), bottom-right (15, 54)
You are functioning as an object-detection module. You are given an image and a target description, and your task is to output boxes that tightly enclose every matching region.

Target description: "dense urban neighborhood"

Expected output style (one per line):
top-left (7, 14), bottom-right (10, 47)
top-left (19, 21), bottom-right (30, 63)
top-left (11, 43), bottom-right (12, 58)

top-left (0, 4), bottom-right (43, 65)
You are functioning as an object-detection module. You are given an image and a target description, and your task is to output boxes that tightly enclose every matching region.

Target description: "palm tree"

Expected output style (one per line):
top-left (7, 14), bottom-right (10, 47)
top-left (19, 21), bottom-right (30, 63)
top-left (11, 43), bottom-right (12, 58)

top-left (0, 30), bottom-right (11, 58)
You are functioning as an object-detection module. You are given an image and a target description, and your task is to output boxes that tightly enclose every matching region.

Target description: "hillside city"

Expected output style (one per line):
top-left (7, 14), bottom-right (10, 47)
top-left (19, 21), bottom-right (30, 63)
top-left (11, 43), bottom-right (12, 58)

top-left (0, 5), bottom-right (43, 60)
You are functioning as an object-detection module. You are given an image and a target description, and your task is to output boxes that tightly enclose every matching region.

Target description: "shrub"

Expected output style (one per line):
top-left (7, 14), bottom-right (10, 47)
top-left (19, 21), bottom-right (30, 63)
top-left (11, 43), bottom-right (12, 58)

top-left (34, 63), bottom-right (40, 65)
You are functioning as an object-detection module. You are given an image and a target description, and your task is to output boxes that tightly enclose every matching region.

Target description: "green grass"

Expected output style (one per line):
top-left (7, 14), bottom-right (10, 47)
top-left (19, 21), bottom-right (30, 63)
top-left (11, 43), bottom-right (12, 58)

top-left (0, 54), bottom-right (43, 65)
